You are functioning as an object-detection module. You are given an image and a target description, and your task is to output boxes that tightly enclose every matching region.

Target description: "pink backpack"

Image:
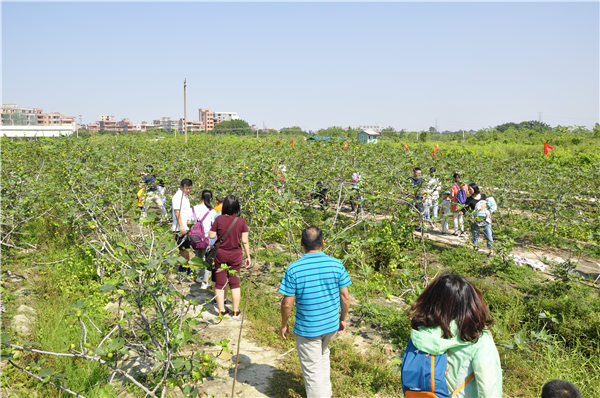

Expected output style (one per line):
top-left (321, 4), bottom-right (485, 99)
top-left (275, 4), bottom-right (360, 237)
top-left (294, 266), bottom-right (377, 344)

top-left (189, 208), bottom-right (210, 250)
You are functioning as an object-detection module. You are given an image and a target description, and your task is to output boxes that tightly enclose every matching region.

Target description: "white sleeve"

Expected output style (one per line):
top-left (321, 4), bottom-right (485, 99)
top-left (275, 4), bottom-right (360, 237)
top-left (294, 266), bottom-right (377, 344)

top-left (172, 192), bottom-right (182, 211)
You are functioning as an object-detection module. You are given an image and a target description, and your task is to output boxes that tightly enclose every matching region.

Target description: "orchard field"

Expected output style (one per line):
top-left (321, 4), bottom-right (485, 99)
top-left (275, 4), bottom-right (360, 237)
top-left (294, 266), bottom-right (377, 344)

top-left (1, 124), bottom-right (600, 397)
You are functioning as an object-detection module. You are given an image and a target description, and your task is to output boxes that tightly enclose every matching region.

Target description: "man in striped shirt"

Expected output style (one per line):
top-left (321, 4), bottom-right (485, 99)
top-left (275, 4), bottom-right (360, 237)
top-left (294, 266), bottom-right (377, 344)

top-left (279, 226), bottom-right (352, 398)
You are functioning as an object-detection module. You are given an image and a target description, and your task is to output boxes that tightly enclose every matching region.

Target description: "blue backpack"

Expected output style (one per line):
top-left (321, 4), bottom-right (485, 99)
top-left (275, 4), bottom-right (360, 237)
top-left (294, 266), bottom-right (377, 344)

top-left (455, 184), bottom-right (467, 205)
top-left (401, 339), bottom-right (450, 398)
top-left (401, 338), bottom-right (475, 398)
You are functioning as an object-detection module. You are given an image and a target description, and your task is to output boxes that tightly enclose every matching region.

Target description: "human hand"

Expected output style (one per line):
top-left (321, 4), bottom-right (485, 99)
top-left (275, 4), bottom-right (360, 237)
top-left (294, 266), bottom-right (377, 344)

top-left (281, 324), bottom-right (289, 340)
top-left (338, 320), bottom-right (347, 334)
top-left (244, 257), bottom-right (251, 268)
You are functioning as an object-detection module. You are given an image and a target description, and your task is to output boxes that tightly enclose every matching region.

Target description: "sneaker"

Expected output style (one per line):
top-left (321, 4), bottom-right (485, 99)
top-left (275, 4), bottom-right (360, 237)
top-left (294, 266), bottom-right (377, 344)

top-left (200, 282), bottom-right (209, 290)
top-left (218, 308), bottom-right (232, 317)
top-left (231, 311), bottom-right (240, 320)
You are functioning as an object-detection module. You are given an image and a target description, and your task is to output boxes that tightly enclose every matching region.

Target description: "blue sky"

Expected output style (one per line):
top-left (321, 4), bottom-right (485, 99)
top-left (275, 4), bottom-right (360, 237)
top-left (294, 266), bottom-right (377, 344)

top-left (2, 1), bottom-right (598, 131)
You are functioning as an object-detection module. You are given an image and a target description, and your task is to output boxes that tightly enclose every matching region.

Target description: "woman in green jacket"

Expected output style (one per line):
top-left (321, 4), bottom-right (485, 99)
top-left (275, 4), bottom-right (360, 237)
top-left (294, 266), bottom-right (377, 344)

top-left (408, 274), bottom-right (502, 398)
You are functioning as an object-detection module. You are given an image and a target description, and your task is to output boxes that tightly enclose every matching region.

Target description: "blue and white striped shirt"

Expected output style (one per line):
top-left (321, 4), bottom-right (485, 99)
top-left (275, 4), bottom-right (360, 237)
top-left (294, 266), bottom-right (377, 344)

top-left (279, 252), bottom-right (352, 338)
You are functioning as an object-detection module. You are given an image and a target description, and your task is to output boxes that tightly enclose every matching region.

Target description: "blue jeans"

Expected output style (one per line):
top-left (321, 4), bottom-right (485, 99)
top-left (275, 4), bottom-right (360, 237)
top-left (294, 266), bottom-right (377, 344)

top-left (471, 223), bottom-right (493, 249)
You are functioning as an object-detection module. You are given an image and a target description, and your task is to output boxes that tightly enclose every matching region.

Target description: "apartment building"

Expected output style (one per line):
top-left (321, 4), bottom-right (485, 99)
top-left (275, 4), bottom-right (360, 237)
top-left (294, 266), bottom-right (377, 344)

top-left (199, 108), bottom-right (214, 131)
top-left (37, 111), bottom-right (73, 126)
top-left (1, 104), bottom-right (39, 126)
top-left (178, 119), bottom-right (203, 132)
top-left (117, 119), bottom-right (136, 133)
top-left (214, 111), bottom-right (240, 124)
top-left (99, 115), bottom-right (118, 133)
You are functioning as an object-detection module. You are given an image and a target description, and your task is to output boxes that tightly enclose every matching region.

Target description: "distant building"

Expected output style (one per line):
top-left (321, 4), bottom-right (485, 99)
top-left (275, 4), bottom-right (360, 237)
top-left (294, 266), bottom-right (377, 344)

top-left (151, 117), bottom-right (178, 132)
top-left (117, 119), bottom-right (135, 133)
top-left (38, 111), bottom-right (73, 126)
top-left (199, 108), bottom-right (214, 131)
top-left (99, 115), bottom-right (118, 133)
top-left (358, 124), bottom-right (383, 133)
top-left (178, 119), bottom-right (203, 132)
top-left (1, 104), bottom-right (40, 126)
top-left (358, 130), bottom-right (380, 144)
top-left (1, 125), bottom-right (75, 137)
top-left (214, 111), bottom-right (240, 124)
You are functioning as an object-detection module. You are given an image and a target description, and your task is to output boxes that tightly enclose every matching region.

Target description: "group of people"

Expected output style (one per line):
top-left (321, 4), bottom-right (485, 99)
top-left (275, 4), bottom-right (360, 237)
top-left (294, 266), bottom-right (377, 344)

top-left (170, 178), bottom-right (250, 319)
top-left (408, 167), bottom-right (497, 256)
top-left (137, 168), bottom-right (579, 398)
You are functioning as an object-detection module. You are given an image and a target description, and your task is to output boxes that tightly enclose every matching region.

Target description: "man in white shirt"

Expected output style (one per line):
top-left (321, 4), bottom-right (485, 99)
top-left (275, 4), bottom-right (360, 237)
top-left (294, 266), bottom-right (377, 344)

top-left (172, 179), bottom-right (193, 271)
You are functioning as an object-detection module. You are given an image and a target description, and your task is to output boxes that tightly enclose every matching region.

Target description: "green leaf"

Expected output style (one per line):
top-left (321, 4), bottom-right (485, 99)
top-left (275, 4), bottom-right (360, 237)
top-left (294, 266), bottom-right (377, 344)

top-left (99, 283), bottom-right (114, 294)
top-left (38, 368), bottom-right (54, 378)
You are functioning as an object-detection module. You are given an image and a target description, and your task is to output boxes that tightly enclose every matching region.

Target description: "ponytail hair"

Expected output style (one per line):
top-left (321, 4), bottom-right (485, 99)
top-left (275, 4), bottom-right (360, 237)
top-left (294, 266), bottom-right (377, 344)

top-left (201, 190), bottom-right (213, 209)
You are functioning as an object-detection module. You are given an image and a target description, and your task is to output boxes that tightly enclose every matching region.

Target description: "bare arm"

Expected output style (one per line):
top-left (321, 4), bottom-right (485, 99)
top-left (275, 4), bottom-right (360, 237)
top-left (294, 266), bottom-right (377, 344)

top-left (280, 295), bottom-right (295, 340)
top-left (241, 231), bottom-right (251, 267)
top-left (338, 286), bottom-right (350, 333)
top-left (174, 209), bottom-right (186, 233)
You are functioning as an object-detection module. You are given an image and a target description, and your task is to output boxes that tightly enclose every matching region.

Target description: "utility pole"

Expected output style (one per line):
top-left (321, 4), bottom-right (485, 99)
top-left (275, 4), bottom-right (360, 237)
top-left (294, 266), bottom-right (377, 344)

top-left (184, 78), bottom-right (187, 143)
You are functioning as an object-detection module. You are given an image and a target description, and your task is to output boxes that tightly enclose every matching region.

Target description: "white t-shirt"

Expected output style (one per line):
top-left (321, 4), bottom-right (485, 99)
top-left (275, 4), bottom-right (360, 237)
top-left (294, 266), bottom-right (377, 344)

top-left (191, 204), bottom-right (216, 238)
top-left (425, 176), bottom-right (441, 200)
top-left (171, 189), bottom-right (192, 232)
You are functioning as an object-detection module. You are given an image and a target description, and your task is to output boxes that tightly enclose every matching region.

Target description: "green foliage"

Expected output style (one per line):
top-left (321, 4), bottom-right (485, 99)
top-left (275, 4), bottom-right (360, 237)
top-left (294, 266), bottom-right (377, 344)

top-left (1, 128), bottom-right (599, 397)
top-left (211, 119), bottom-right (252, 135)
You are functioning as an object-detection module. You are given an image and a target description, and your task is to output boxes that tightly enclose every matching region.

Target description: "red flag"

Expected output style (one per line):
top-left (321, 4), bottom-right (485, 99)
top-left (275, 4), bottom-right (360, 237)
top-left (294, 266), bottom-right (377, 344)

top-left (403, 142), bottom-right (410, 152)
top-left (432, 147), bottom-right (437, 159)
top-left (291, 140), bottom-right (295, 148)
top-left (343, 141), bottom-right (349, 149)
top-left (544, 142), bottom-right (554, 157)
top-left (435, 142), bottom-right (440, 150)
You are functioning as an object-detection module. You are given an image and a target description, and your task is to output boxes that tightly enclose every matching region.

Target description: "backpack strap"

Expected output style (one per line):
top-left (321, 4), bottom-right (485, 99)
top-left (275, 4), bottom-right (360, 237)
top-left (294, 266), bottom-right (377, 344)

top-left (199, 209), bottom-right (210, 223)
top-left (451, 373), bottom-right (475, 397)
top-left (191, 207), bottom-right (199, 222)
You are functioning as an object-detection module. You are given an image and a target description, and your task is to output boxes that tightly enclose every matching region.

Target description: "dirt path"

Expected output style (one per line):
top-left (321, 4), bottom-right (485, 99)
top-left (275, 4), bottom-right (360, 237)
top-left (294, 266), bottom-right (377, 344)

top-left (412, 225), bottom-right (600, 281)
top-left (171, 281), bottom-right (283, 397)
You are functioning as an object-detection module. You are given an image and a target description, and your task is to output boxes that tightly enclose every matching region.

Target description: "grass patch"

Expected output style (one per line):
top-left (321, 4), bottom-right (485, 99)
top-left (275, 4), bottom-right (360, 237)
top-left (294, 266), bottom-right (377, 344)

top-left (268, 339), bottom-right (403, 398)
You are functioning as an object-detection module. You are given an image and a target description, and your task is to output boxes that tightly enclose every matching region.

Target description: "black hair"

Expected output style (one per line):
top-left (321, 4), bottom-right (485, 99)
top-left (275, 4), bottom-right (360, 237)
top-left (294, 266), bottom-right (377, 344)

top-left (413, 167), bottom-right (421, 173)
top-left (410, 274), bottom-right (492, 342)
top-left (222, 195), bottom-right (241, 217)
top-left (453, 173), bottom-right (461, 182)
top-left (201, 190), bottom-right (213, 209)
top-left (145, 164), bottom-right (154, 173)
top-left (430, 167), bottom-right (436, 174)
top-left (469, 183), bottom-right (480, 195)
top-left (541, 380), bottom-right (582, 398)
top-left (180, 178), bottom-right (193, 188)
top-left (216, 195), bottom-right (224, 203)
top-left (158, 179), bottom-right (164, 186)
top-left (301, 226), bottom-right (324, 251)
